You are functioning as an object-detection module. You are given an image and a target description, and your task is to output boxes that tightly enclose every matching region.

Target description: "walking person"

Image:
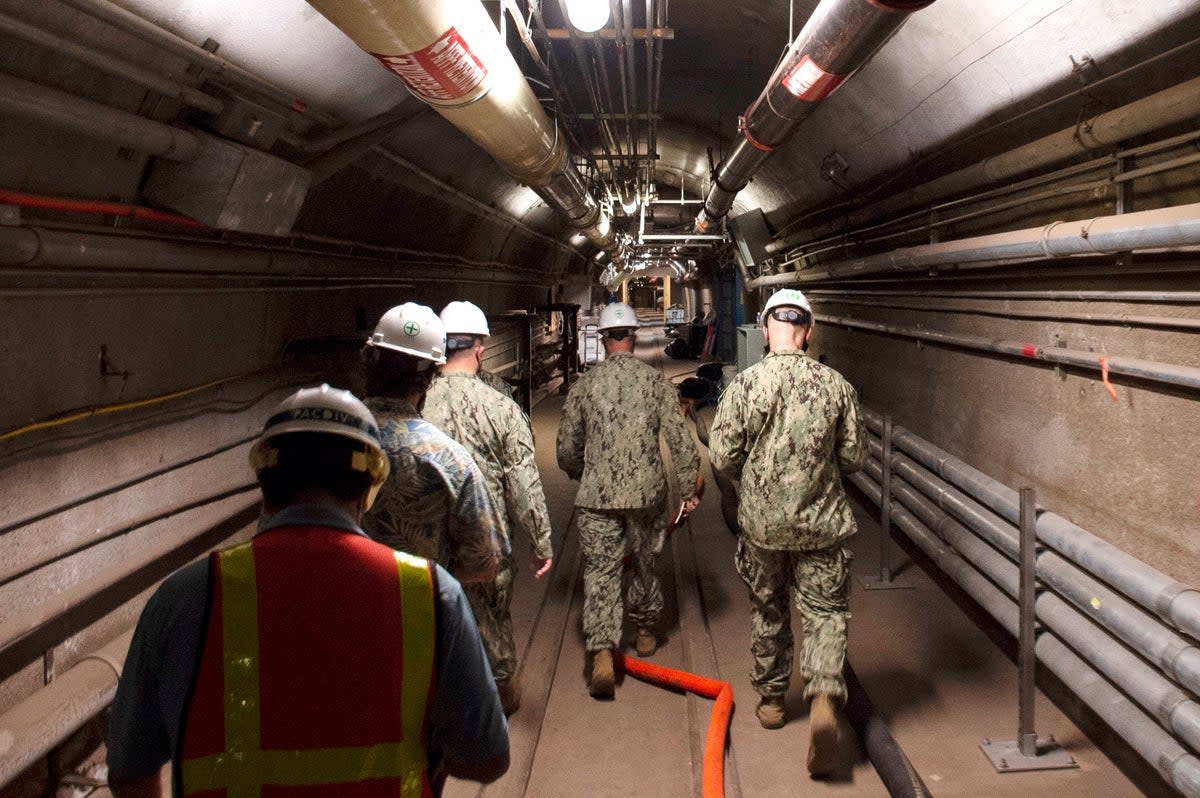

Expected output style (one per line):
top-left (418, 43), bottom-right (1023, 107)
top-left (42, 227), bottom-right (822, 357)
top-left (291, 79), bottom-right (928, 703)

top-left (709, 288), bottom-right (868, 777)
top-left (556, 301), bottom-right (700, 698)
top-left (361, 302), bottom-right (506, 584)
top-left (107, 385), bottom-right (509, 797)
top-left (423, 299), bottom-right (555, 714)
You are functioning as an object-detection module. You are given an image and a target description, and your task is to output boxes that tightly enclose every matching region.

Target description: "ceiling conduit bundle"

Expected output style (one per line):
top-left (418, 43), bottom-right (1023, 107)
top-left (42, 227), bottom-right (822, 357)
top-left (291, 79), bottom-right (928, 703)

top-left (695, 0), bottom-right (934, 233)
top-left (305, 0), bottom-right (623, 266)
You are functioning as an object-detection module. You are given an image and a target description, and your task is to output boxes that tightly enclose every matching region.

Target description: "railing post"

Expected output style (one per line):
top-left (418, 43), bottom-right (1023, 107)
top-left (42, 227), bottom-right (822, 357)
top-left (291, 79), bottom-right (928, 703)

top-left (861, 415), bottom-right (911, 591)
top-left (980, 486), bottom-right (1078, 772)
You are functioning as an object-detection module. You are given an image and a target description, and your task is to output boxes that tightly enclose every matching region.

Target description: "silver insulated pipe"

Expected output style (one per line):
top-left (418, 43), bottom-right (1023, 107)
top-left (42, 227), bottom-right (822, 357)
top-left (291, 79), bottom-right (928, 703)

top-left (306, 0), bottom-right (622, 265)
top-left (695, 0), bottom-right (934, 233)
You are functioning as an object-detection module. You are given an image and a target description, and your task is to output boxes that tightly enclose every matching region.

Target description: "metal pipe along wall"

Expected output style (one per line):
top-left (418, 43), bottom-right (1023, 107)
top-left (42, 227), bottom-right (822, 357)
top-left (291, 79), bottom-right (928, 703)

top-left (695, 0), bottom-right (934, 232)
top-left (751, 202), bottom-right (1200, 287)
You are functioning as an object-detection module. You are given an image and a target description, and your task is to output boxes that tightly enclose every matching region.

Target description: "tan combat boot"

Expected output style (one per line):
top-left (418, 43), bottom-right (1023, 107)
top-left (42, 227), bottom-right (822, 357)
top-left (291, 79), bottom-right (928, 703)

top-left (807, 693), bottom-right (841, 777)
top-left (635, 628), bottom-right (657, 657)
top-left (589, 649), bottom-right (615, 698)
top-left (497, 676), bottom-right (521, 716)
top-left (755, 695), bottom-right (786, 729)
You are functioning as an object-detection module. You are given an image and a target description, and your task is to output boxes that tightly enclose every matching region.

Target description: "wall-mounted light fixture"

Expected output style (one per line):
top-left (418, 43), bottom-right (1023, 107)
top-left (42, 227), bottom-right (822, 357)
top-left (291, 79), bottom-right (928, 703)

top-left (564, 0), bottom-right (610, 32)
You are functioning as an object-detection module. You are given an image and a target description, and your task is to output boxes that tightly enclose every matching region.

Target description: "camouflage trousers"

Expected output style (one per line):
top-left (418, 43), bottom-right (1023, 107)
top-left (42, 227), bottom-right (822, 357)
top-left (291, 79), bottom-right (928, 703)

top-left (463, 556), bottom-right (517, 683)
top-left (577, 506), bottom-right (664, 651)
top-left (735, 537), bottom-right (852, 701)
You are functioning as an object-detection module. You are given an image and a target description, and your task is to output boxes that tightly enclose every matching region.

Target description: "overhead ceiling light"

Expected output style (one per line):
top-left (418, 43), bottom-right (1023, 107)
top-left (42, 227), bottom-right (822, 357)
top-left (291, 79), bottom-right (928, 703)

top-left (564, 0), bottom-right (610, 32)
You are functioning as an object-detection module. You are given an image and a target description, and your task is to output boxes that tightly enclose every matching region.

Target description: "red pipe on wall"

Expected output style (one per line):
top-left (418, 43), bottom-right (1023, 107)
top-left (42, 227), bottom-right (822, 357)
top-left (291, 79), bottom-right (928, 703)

top-left (0, 188), bottom-right (207, 229)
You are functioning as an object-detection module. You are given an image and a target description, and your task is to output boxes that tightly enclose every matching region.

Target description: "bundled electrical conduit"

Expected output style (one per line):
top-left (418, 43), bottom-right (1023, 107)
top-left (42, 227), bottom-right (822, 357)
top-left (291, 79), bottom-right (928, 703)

top-left (850, 410), bottom-right (1200, 794)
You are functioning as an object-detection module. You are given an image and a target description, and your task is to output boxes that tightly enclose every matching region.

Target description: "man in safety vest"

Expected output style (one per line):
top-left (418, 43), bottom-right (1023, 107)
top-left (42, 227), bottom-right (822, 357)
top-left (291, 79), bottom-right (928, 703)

top-left (107, 384), bottom-right (509, 797)
top-left (556, 301), bottom-right (701, 699)
top-left (423, 300), bottom-right (554, 716)
top-left (361, 302), bottom-right (506, 584)
top-left (709, 288), bottom-right (868, 777)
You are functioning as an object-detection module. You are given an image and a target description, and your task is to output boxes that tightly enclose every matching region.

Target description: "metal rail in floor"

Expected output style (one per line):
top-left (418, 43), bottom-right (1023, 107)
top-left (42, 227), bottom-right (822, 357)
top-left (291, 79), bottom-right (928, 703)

top-left (445, 328), bottom-right (1155, 798)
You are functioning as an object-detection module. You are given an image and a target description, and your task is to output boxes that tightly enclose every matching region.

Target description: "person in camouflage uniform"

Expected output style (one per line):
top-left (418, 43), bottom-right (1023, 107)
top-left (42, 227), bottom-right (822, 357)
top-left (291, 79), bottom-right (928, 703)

top-left (556, 302), bottom-right (700, 699)
top-left (478, 367), bottom-right (518, 400)
top-left (361, 302), bottom-right (506, 586)
top-left (709, 287), bottom-right (867, 777)
top-left (424, 300), bottom-right (554, 714)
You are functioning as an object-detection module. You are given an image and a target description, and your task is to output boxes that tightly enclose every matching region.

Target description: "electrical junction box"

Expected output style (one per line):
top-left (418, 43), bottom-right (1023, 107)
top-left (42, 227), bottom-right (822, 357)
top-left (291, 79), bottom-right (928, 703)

top-left (143, 131), bottom-right (311, 235)
top-left (199, 85), bottom-right (289, 150)
top-left (736, 324), bottom-right (766, 372)
top-left (728, 209), bottom-right (773, 270)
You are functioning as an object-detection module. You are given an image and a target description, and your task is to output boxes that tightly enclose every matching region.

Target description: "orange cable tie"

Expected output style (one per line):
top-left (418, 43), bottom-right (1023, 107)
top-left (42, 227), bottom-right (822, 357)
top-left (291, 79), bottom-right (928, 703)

top-left (1098, 355), bottom-right (1118, 401)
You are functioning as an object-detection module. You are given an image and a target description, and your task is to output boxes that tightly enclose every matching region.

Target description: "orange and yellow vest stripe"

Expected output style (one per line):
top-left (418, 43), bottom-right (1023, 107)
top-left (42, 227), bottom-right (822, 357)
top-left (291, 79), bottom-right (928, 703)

top-left (179, 526), bottom-right (436, 798)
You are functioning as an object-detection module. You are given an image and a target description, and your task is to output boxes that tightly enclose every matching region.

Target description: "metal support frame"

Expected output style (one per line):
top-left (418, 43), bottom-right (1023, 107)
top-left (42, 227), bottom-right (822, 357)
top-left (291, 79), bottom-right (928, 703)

top-left (861, 415), bottom-right (911, 591)
top-left (980, 487), bottom-right (1078, 773)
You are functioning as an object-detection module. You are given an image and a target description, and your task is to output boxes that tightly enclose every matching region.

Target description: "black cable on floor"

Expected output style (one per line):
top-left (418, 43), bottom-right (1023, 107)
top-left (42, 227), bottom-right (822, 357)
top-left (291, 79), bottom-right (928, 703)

top-left (844, 662), bottom-right (933, 798)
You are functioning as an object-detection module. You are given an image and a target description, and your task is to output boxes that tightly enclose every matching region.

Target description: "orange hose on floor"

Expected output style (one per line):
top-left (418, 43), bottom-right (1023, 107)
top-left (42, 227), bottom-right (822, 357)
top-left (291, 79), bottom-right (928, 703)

top-left (613, 652), bottom-right (734, 798)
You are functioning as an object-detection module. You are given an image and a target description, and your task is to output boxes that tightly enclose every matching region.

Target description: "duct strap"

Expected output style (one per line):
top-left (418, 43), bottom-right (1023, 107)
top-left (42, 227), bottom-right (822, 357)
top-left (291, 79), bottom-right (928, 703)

top-left (1157, 583), bottom-right (1200, 629)
top-left (79, 651), bottom-right (123, 680)
top-left (738, 115), bottom-right (775, 153)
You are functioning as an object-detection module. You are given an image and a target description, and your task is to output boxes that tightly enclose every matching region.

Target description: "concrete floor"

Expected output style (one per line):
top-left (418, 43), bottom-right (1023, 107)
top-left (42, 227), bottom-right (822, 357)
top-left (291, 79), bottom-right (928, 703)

top-left (445, 327), bottom-right (1159, 798)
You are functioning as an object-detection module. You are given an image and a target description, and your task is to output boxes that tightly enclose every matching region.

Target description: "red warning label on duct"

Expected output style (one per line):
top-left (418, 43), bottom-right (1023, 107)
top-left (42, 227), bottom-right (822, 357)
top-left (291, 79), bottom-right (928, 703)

top-left (373, 28), bottom-right (488, 102)
top-left (782, 54), bottom-right (847, 101)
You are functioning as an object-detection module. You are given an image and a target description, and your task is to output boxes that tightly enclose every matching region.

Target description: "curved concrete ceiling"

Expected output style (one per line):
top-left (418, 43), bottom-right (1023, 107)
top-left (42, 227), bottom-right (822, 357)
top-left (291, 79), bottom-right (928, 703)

top-left (100, 0), bottom-right (1200, 257)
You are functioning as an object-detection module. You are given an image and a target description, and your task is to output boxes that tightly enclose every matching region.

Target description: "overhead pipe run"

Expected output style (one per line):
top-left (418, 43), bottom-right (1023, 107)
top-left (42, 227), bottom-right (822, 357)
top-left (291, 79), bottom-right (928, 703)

top-left (767, 76), bottom-right (1200, 254)
top-left (694, 0), bottom-right (934, 233)
top-left (0, 10), bottom-right (223, 115)
top-left (0, 226), bottom-right (556, 287)
top-left (306, 0), bottom-right (624, 266)
top-left (53, 0), bottom-right (340, 129)
top-left (751, 201), bottom-right (1200, 288)
top-left (0, 72), bottom-right (200, 161)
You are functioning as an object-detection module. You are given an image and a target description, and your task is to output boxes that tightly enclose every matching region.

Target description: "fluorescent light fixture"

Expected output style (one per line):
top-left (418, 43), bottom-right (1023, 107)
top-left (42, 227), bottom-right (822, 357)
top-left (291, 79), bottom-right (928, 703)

top-left (564, 0), bottom-right (609, 32)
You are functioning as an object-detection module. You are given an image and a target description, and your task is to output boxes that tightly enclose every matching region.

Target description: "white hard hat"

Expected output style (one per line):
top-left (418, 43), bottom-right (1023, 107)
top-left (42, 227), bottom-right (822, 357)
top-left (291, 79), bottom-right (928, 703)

top-left (597, 302), bottom-right (639, 332)
top-left (249, 384), bottom-right (390, 503)
top-left (440, 300), bottom-right (490, 336)
top-left (366, 302), bottom-right (447, 364)
top-left (761, 288), bottom-right (814, 319)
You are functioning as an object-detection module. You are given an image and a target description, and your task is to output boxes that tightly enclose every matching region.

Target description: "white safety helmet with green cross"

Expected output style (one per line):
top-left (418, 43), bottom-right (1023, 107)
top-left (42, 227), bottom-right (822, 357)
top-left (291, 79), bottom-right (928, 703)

top-left (365, 302), bottom-right (447, 365)
top-left (597, 301), bottom-right (639, 332)
top-left (249, 383), bottom-right (391, 507)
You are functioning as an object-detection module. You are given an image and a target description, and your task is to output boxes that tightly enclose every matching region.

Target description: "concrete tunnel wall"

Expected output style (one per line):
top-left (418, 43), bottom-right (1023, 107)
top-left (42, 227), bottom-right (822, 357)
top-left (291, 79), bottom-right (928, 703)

top-left (814, 291), bottom-right (1200, 586)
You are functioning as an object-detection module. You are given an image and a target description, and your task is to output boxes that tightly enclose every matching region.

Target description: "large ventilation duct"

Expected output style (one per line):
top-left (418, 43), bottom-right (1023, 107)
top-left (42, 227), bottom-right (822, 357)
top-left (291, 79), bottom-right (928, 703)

top-left (306, 0), bottom-right (622, 265)
top-left (695, 0), bottom-right (934, 233)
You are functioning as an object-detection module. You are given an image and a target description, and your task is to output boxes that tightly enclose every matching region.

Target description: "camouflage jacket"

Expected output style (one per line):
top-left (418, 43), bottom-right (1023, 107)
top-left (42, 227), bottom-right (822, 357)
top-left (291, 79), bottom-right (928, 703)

top-left (423, 372), bottom-right (553, 559)
top-left (709, 349), bottom-right (867, 550)
top-left (478, 368), bottom-right (518, 401)
top-left (362, 396), bottom-right (506, 579)
top-left (557, 352), bottom-right (700, 510)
